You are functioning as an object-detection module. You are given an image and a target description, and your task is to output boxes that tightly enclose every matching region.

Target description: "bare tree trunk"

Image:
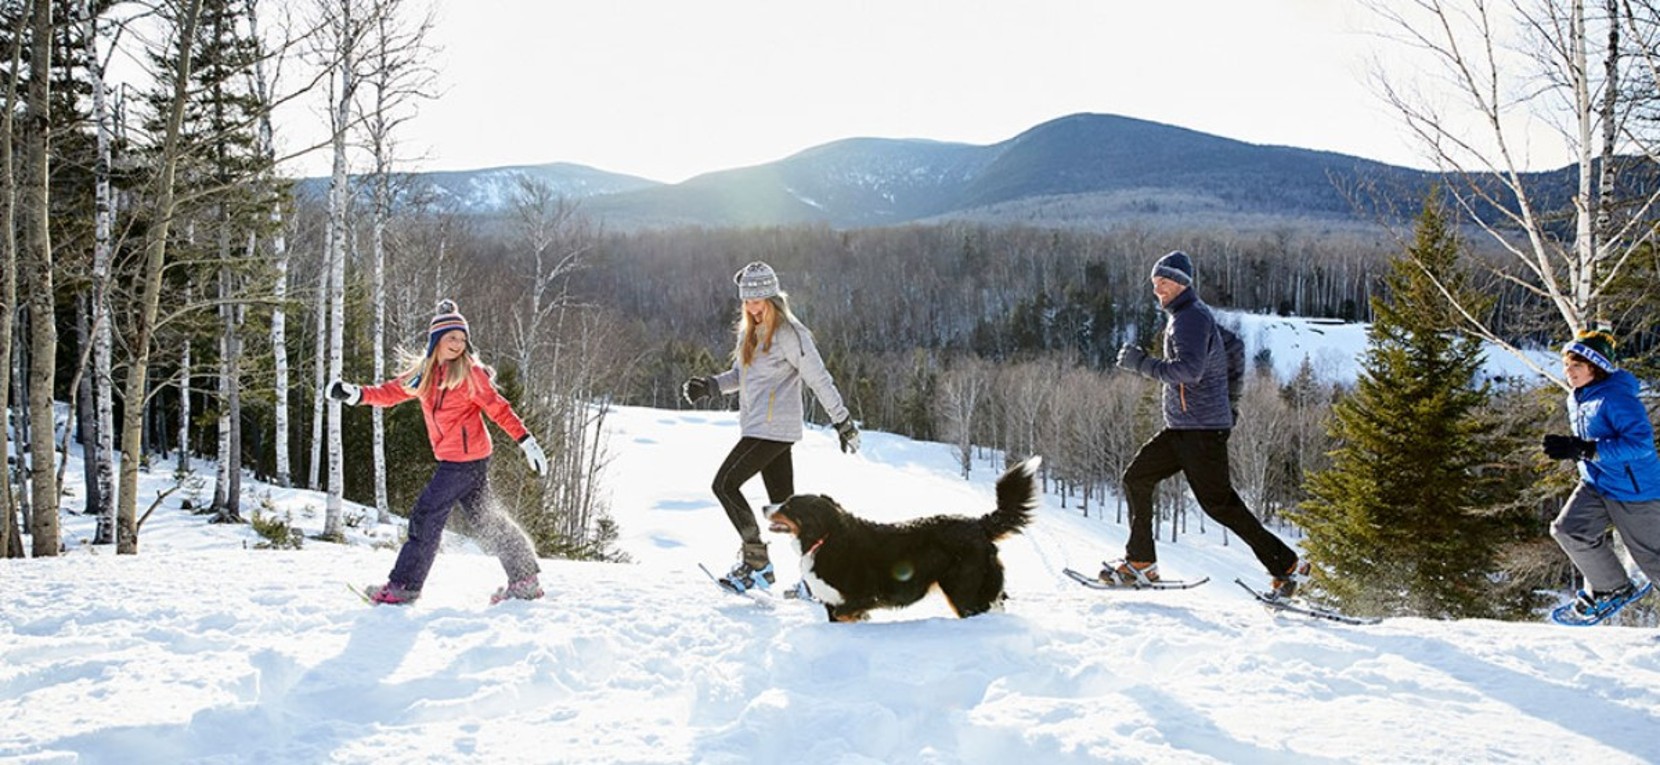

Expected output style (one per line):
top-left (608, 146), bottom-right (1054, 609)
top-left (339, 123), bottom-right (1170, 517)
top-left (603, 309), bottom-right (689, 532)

top-left (177, 339), bottom-right (191, 473)
top-left (323, 0), bottom-right (360, 539)
top-left (0, 0), bottom-right (28, 558)
top-left (75, 297), bottom-right (104, 522)
top-left (83, 0), bottom-right (118, 543)
top-left (248, 0), bottom-right (292, 488)
top-left (212, 226), bottom-right (244, 523)
top-left (117, 0), bottom-right (204, 554)
top-left (309, 260), bottom-right (327, 491)
top-left (13, 333), bottom-right (32, 544)
top-left (23, 0), bottom-right (59, 557)
top-left (1596, 0), bottom-right (1620, 326)
top-left (363, 0), bottom-right (436, 523)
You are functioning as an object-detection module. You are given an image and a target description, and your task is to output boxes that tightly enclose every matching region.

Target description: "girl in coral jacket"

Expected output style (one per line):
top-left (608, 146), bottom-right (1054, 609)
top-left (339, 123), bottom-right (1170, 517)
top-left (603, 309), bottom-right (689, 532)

top-left (329, 300), bottom-right (549, 605)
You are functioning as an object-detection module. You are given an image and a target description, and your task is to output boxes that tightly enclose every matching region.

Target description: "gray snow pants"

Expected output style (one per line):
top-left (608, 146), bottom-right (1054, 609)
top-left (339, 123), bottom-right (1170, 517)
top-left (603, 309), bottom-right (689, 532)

top-left (1550, 482), bottom-right (1660, 592)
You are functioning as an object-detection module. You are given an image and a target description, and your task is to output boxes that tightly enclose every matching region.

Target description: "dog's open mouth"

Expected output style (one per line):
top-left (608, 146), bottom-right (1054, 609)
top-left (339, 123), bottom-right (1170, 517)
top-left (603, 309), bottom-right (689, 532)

top-left (765, 507), bottom-right (798, 536)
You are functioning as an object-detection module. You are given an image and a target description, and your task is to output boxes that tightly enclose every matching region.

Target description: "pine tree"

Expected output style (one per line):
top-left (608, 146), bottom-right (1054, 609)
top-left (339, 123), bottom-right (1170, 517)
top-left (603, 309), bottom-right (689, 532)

top-left (1294, 192), bottom-right (1527, 619)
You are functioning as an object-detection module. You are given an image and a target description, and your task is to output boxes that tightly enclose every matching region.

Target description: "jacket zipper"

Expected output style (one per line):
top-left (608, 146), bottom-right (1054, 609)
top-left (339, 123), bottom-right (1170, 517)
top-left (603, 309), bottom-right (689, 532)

top-left (432, 387), bottom-right (448, 444)
top-left (1627, 465), bottom-right (1640, 494)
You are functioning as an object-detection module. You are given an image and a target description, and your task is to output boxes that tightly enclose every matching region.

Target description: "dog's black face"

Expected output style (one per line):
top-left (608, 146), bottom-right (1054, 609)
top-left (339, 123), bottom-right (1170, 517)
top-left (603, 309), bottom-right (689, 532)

top-left (766, 494), bottom-right (841, 549)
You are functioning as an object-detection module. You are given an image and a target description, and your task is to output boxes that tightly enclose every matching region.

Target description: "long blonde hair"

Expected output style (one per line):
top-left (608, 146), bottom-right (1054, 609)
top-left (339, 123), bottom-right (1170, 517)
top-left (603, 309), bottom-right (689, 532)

top-left (393, 345), bottom-right (490, 401)
top-left (734, 294), bottom-right (800, 366)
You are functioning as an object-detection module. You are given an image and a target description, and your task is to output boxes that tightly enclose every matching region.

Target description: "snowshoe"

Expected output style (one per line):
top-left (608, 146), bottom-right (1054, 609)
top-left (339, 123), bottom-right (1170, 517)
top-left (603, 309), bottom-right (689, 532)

top-left (490, 575), bottom-right (545, 605)
top-left (1550, 580), bottom-right (1653, 626)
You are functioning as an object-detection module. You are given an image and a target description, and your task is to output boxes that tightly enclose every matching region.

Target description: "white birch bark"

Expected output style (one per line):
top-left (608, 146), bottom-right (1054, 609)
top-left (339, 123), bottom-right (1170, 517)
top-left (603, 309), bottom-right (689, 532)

top-left (178, 340), bottom-right (191, 473)
top-left (1367, 0), bottom-right (1660, 386)
top-left (324, 0), bottom-right (359, 539)
top-left (83, 0), bottom-right (117, 542)
top-left (248, 0), bottom-right (292, 488)
top-left (309, 254), bottom-right (327, 491)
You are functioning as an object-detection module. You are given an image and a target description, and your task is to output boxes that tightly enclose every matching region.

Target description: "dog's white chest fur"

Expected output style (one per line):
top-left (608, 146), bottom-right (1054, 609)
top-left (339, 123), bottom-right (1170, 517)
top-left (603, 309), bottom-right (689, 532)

top-left (798, 549), bottom-right (844, 606)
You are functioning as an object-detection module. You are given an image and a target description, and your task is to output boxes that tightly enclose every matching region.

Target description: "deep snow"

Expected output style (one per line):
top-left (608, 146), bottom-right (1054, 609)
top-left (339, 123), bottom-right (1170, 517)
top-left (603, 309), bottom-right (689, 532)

top-left (5, 400), bottom-right (1659, 764)
top-left (5, 315), bottom-right (1649, 764)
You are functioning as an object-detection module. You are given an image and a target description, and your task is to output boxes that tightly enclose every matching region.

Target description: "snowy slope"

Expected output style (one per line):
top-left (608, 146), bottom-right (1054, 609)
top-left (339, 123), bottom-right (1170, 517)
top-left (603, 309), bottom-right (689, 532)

top-left (4, 404), bottom-right (1658, 764)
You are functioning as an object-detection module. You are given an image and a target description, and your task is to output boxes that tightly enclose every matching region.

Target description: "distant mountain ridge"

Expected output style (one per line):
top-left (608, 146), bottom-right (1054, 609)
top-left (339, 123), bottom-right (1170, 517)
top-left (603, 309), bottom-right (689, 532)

top-left (301, 113), bottom-right (1480, 229)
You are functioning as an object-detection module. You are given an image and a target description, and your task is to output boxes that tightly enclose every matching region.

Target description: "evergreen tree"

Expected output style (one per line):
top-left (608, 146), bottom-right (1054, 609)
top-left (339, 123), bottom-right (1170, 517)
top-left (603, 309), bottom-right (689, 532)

top-left (1294, 193), bottom-right (1528, 619)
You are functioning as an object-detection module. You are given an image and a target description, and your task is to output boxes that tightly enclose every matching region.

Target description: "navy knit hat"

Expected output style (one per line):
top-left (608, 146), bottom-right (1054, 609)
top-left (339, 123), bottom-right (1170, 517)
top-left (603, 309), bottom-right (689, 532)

top-left (426, 299), bottom-right (470, 357)
top-left (1151, 250), bottom-right (1194, 287)
top-left (1562, 329), bottom-right (1617, 374)
top-left (734, 261), bottom-right (781, 300)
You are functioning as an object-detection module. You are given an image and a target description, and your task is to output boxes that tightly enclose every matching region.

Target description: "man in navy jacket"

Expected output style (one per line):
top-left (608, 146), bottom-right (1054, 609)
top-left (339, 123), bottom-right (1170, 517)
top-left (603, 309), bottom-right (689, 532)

top-left (1103, 251), bottom-right (1308, 598)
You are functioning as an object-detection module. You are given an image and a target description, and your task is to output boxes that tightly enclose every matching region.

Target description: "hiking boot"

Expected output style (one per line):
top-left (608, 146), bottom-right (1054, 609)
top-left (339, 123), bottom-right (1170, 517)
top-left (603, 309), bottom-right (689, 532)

top-left (491, 575), bottom-right (545, 605)
top-left (366, 581), bottom-right (420, 605)
top-left (719, 559), bottom-right (775, 594)
top-left (1270, 559), bottom-right (1312, 600)
top-left (1100, 559), bottom-right (1159, 587)
top-left (1571, 581), bottom-right (1637, 619)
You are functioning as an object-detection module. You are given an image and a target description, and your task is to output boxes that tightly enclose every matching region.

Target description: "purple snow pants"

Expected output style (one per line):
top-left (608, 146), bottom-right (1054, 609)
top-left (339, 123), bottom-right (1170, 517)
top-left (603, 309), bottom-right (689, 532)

top-left (387, 457), bottom-right (539, 590)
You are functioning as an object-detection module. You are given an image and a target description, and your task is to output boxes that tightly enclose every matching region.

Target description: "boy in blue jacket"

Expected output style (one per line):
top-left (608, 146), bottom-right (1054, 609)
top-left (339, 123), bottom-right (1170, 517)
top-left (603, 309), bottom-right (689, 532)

top-left (1544, 330), bottom-right (1660, 619)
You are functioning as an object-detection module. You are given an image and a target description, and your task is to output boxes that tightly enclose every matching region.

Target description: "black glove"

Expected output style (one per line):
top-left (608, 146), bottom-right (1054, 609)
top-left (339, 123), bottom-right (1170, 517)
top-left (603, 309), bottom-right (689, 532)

top-left (327, 380), bottom-right (362, 406)
top-left (1116, 345), bottom-right (1148, 373)
top-left (682, 376), bottom-right (717, 405)
top-left (834, 418), bottom-right (861, 454)
top-left (1542, 434), bottom-right (1596, 461)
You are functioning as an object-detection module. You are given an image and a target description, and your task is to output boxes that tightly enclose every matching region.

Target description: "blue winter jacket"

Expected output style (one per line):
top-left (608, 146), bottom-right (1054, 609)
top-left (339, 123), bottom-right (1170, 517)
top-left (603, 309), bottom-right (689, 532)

top-left (1128, 288), bottom-right (1233, 430)
top-left (1568, 369), bottom-right (1660, 501)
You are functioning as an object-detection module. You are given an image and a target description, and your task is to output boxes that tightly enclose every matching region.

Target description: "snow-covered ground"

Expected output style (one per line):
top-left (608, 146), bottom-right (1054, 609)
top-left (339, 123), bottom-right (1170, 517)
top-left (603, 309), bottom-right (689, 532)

top-left (5, 399), bottom-right (1658, 764)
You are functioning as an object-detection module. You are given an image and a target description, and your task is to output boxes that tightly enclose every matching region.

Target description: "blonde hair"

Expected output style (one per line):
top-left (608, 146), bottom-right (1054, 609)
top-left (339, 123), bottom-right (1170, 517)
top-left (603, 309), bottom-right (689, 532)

top-left (393, 345), bottom-right (491, 401)
top-left (734, 294), bottom-right (799, 366)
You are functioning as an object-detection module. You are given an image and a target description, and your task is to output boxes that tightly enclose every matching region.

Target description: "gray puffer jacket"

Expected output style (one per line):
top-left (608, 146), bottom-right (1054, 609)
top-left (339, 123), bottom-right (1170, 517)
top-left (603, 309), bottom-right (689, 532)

top-left (713, 318), bottom-right (850, 442)
top-left (1126, 288), bottom-right (1233, 430)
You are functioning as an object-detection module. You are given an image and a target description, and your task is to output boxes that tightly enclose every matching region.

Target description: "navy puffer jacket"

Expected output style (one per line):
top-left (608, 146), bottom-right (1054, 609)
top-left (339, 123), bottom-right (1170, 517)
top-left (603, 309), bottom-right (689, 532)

top-left (1126, 288), bottom-right (1233, 429)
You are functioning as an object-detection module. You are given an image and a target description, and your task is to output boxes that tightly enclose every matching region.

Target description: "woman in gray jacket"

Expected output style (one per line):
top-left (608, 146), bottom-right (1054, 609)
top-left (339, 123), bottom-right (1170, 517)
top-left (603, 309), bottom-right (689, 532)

top-left (683, 262), bottom-right (860, 594)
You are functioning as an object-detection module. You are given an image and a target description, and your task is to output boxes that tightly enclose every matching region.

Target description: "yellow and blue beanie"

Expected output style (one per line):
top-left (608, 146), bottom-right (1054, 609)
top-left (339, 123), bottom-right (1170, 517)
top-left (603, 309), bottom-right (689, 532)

top-left (1563, 329), bottom-right (1617, 374)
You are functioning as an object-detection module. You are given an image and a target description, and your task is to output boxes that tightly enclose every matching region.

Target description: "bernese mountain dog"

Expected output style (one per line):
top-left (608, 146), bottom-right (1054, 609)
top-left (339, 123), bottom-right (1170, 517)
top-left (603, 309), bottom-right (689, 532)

top-left (765, 456), bottom-right (1040, 622)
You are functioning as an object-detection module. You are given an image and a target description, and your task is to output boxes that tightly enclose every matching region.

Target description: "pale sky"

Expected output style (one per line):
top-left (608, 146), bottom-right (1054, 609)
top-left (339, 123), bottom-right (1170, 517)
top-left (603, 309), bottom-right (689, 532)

top-left (278, 0), bottom-right (1564, 183)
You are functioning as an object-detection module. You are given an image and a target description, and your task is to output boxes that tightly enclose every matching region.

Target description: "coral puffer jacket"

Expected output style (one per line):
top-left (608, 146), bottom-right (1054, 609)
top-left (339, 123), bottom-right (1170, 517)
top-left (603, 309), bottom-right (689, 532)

top-left (359, 364), bottom-right (528, 462)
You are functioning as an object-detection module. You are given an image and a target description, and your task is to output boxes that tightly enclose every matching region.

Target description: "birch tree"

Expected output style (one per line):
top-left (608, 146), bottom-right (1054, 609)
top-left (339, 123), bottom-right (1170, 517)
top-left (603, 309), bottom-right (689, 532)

top-left (247, 0), bottom-right (292, 487)
top-left (359, 0), bottom-right (435, 521)
top-left (1367, 0), bottom-right (1660, 387)
top-left (79, 0), bottom-right (118, 543)
top-left (938, 357), bottom-right (990, 479)
top-left (316, 0), bottom-right (373, 539)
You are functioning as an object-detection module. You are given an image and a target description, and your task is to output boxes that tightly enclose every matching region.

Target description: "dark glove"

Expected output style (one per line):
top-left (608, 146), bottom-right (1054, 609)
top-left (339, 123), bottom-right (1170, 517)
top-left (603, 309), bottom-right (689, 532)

top-left (1116, 345), bottom-right (1148, 373)
top-left (1542, 434), bottom-right (1596, 461)
top-left (834, 418), bottom-right (861, 455)
top-left (682, 376), bottom-right (717, 405)
top-left (327, 380), bottom-right (362, 406)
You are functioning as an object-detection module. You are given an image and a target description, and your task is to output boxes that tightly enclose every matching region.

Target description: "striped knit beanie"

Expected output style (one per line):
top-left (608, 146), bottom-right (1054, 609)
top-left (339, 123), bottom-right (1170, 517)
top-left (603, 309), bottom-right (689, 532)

top-left (426, 299), bottom-right (470, 357)
top-left (1151, 250), bottom-right (1194, 286)
top-left (1562, 329), bottom-right (1617, 374)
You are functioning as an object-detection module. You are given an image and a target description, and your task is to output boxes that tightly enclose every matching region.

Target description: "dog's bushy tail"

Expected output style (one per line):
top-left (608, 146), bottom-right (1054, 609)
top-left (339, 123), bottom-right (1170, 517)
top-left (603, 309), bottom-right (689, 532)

top-left (981, 456), bottom-right (1041, 540)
